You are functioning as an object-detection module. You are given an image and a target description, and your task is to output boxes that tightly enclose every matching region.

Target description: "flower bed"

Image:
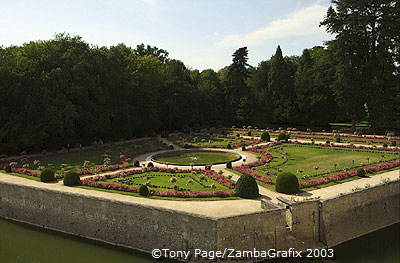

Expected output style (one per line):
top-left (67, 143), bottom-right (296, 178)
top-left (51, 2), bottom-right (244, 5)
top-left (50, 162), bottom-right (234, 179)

top-left (0, 166), bottom-right (65, 179)
top-left (288, 140), bottom-right (400, 153)
top-left (81, 167), bottom-right (235, 198)
top-left (170, 134), bottom-right (261, 149)
top-left (300, 160), bottom-right (400, 188)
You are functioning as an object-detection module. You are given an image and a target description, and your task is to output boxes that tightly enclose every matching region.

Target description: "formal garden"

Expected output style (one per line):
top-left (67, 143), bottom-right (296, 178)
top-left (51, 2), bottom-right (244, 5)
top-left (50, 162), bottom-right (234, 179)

top-left (168, 133), bottom-right (261, 149)
top-left (79, 167), bottom-right (236, 199)
top-left (0, 138), bottom-right (166, 181)
top-left (233, 139), bottom-right (400, 192)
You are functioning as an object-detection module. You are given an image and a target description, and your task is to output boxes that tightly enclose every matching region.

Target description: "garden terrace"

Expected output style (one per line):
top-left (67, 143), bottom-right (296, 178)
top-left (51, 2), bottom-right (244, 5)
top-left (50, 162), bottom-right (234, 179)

top-left (169, 134), bottom-right (261, 149)
top-left (233, 142), bottom-right (400, 190)
top-left (80, 167), bottom-right (235, 199)
top-left (0, 138), bottom-right (166, 181)
top-left (228, 128), bottom-right (400, 146)
top-left (151, 150), bottom-right (241, 166)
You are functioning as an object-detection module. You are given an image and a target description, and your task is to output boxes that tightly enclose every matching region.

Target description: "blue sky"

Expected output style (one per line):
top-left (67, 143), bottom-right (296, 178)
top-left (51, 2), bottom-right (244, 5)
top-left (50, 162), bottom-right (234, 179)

top-left (0, 0), bottom-right (333, 70)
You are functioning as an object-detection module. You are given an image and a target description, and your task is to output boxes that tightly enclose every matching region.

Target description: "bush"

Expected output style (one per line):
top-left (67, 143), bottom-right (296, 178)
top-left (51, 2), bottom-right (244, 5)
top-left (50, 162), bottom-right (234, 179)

top-left (275, 172), bottom-right (299, 194)
top-left (205, 165), bottom-right (212, 170)
top-left (357, 168), bottom-right (367, 177)
top-left (139, 185), bottom-right (150, 196)
top-left (235, 174), bottom-right (259, 199)
top-left (261, 132), bottom-right (271, 142)
top-left (169, 145), bottom-right (174, 150)
top-left (226, 162), bottom-right (232, 169)
top-left (63, 171), bottom-right (81, 186)
top-left (226, 144), bottom-right (232, 149)
top-left (241, 146), bottom-right (246, 151)
top-left (391, 141), bottom-right (397, 146)
top-left (40, 168), bottom-right (55, 182)
top-left (147, 162), bottom-right (154, 167)
top-left (247, 131), bottom-right (252, 136)
top-left (4, 164), bottom-right (12, 173)
top-left (277, 132), bottom-right (290, 142)
top-left (134, 160), bottom-right (140, 167)
top-left (335, 137), bottom-right (341, 143)
top-left (383, 143), bottom-right (388, 148)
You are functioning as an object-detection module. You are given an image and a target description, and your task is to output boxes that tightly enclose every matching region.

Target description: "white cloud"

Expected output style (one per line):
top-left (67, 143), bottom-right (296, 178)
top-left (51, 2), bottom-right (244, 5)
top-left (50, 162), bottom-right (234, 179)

top-left (216, 4), bottom-right (329, 48)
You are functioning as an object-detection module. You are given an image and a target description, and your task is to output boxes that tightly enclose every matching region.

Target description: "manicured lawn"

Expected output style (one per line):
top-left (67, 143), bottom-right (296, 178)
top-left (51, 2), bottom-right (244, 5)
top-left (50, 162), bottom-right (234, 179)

top-left (0, 138), bottom-right (164, 179)
top-left (153, 151), bottom-right (240, 165)
top-left (105, 171), bottom-right (230, 192)
top-left (256, 144), bottom-right (397, 179)
top-left (169, 134), bottom-right (259, 148)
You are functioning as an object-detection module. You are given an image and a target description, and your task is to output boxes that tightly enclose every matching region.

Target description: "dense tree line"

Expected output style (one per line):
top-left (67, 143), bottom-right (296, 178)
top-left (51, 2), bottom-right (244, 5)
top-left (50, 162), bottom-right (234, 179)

top-left (0, 0), bottom-right (399, 154)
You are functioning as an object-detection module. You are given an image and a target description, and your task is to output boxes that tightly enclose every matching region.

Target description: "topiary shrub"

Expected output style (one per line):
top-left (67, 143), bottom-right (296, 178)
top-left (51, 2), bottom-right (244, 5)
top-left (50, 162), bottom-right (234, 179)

top-left (147, 162), bottom-right (154, 167)
top-left (40, 168), bottom-right (55, 182)
top-left (226, 144), bottom-right (232, 149)
top-left (335, 137), bottom-right (341, 143)
top-left (226, 162), bottom-right (232, 169)
top-left (277, 132), bottom-right (289, 142)
top-left (241, 146), bottom-right (246, 151)
top-left (4, 164), bottom-right (12, 173)
top-left (235, 174), bottom-right (259, 199)
top-left (139, 185), bottom-right (150, 196)
top-left (383, 143), bottom-right (388, 148)
top-left (357, 168), bottom-right (367, 177)
top-left (247, 131), bottom-right (252, 136)
top-left (261, 132), bottom-right (271, 142)
top-left (134, 160), bottom-right (140, 167)
top-left (275, 172), bottom-right (299, 194)
top-left (63, 171), bottom-right (81, 186)
top-left (169, 145), bottom-right (174, 150)
top-left (391, 141), bottom-right (397, 147)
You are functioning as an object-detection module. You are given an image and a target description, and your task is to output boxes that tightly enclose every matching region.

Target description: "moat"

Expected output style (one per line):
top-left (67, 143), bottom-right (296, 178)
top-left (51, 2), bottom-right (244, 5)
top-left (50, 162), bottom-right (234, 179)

top-left (0, 218), bottom-right (398, 263)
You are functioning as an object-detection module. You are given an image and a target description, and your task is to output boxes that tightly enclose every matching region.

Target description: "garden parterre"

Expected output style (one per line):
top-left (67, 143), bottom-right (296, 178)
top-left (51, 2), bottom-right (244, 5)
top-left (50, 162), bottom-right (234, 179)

top-left (233, 141), bottom-right (400, 189)
top-left (81, 167), bottom-right (235, 198)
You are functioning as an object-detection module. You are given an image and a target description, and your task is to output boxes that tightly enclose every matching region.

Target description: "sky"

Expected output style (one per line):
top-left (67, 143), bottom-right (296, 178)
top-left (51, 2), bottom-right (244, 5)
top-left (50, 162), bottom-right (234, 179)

top-left (0, 0), bottom-right (334, 70)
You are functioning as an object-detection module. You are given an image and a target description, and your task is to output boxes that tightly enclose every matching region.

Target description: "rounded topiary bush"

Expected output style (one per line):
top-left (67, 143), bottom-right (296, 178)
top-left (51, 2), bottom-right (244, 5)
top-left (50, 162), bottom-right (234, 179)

top-left (226, 143), bottom-right (232, 149)
top-left (235, 174), bottom-right (259, 199)
top-left (241, 145), bottom-right (246, 151)
top-left (134, 160), bottom-right (140, 167)
top-left (63, 171), bottom-right (81, 186)
top-left (261, 132), bottom-right (271, 142)
top-left (277, 132), bottom-right (289, 142)
top-left (275, 172), bottom-right (299, 194)
top-left (147, 162), bottom-right (154, 167)
top-left (335, 137), bottom-right (341, 143)
top-left (40, 168), bottom-right (55, 182)
top-left (226, 162), bottom-right (232, 169)
top-left (357, 168), bottom-right (367, 177)
top-left (139, 185), bottom-right (150, 197)
top-left (4, 164), bottom-right (12, 173)
top-left (169, 145), bottom-right (174, 150)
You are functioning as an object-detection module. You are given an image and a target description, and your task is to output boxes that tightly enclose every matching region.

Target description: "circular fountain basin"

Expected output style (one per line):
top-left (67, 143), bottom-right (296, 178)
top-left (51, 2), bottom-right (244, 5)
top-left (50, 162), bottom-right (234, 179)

top-left (151, 149), bottom-right (242, 166)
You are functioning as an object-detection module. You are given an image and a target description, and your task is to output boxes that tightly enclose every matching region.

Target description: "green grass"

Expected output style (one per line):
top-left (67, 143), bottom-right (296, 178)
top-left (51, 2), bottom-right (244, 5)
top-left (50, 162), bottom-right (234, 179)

top-left (329, 121), bottom-right (370, 127)
top-left (104, 171), bottom-right (230, 192)
top-left (171, 135), bottom-right (250, 147)
top-left (154, 151), bottom-right (239, 165)
top-left (11, 138), bottom-right (159, 175)
top-left (249, 144), bottom-right (398, 183)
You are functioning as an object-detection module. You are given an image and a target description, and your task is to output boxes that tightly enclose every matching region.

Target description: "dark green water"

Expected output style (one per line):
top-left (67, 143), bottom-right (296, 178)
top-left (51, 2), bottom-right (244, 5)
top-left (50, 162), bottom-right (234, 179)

top-left (0, 218), bottom-right (398, 263)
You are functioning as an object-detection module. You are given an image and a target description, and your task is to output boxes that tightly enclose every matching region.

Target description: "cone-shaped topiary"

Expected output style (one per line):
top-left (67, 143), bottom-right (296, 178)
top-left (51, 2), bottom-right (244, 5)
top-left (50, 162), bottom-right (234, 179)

top-left (275, 172), bottom-right (299, 194)
top-left (134, 160), bottom-right (140, 167)
top-left (261, 132), bottom-right (271, 142)
top-left (63, 171), bottom-right (81, 186)
top-left (40, 168), bottom-right (55, 182)
top-left (139, 185), bottom-right (150, 196)
top-left (235, 174), bottom-right (259, 199)
top-left (147, 162), bottom-right (154, 167)
top-left (226, 162), bottom-right (232, 169)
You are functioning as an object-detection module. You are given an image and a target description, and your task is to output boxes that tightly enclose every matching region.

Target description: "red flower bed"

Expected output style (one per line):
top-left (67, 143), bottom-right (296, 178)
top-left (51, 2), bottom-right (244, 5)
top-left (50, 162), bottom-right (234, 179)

top-left (171, 134), bottom-right (261, 149)
top-left (288, 140), bottom-right (400, 153)
top-left (300, 160), bottom-right (400, 188)
top-left (81, 167), bottom-right (235, 198)
top-left (233, 167), bottom-right (273, 184)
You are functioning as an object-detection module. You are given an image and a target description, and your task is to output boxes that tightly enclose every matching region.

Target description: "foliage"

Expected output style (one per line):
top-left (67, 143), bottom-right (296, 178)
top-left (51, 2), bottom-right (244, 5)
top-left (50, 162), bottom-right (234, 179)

top-left (139, 185), bottom-right (150, 196)
top-left (226, 162), bottom-right (232, 169)
top-left (63, 171), bottom-right (81, 186)
top-left (275, 172), bottom-right (299, 194)
top-left (261, 132), bottom-right (271, 142)
top-left (277, 133), bottom-right (290, 142)
top-left (235, 174), bottom-right (259, 199)
top-left (40, 168), bottom-right (55, 182)
top-left (357, 168), bottom-right (367, 177)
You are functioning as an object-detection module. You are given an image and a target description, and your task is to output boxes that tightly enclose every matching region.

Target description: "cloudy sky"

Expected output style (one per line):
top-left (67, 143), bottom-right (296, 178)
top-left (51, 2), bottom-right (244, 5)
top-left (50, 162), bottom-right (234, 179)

top-left (0, 0), bottom-right (334, 70)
